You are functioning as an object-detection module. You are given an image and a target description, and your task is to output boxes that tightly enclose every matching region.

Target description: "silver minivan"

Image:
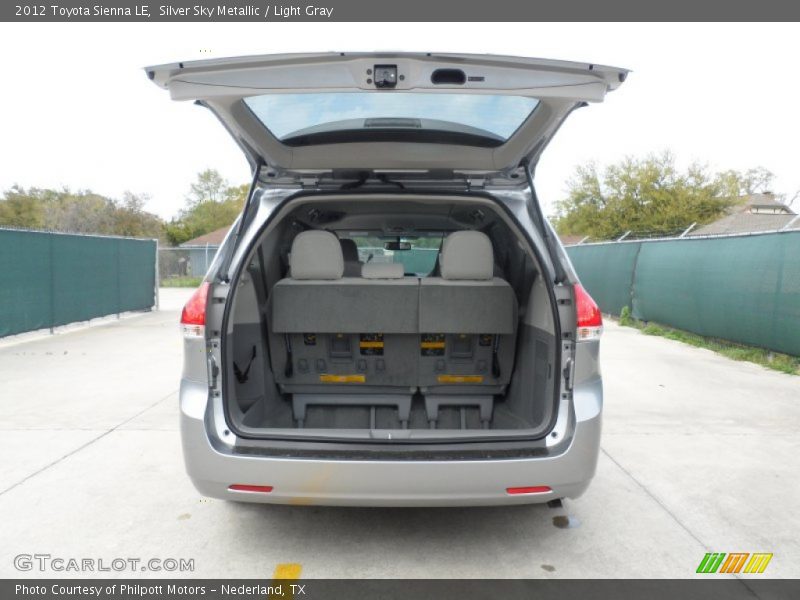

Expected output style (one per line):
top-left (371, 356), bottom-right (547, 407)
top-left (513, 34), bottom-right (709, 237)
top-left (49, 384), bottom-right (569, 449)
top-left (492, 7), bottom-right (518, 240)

top-left (148, 53), bottom-right (623, 506)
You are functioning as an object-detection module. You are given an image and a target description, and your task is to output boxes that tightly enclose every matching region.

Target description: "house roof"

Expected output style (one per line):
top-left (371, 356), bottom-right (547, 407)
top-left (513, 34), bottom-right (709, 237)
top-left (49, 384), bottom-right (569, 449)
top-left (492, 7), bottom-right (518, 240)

top-left (688, 213), bottom-right (799, 236)
top-left (180, 225), bottom-right (233, 247)
top-left (739, 193), bottom-right (793, 213)
top-left (687, 193), bottom-right (798, 237)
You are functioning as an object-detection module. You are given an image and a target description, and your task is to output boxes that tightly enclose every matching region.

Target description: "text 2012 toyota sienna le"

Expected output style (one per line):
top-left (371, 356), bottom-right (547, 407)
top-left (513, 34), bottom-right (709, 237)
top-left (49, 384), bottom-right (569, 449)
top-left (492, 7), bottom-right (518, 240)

top-left (147, 52), bottom-right (625, 506)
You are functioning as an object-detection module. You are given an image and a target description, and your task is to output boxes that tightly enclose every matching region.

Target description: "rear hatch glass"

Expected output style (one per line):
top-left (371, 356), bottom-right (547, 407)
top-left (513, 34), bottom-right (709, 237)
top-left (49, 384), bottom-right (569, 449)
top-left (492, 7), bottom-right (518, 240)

top-left (244, 93), bottom-right (539, 146)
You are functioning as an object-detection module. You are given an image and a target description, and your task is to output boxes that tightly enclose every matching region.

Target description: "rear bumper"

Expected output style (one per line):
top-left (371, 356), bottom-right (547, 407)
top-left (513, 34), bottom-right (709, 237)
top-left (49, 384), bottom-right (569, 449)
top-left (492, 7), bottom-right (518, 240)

top-left (179, 379), bottom-right (602, 507)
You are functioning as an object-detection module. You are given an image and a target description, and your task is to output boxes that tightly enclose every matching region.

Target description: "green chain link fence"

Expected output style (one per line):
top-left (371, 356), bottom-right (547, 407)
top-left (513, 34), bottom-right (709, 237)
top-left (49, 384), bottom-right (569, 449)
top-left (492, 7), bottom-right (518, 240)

top-left (566, 231), bottom-right (800, 356)
top-left (0, 228), bottom-right (157, 338)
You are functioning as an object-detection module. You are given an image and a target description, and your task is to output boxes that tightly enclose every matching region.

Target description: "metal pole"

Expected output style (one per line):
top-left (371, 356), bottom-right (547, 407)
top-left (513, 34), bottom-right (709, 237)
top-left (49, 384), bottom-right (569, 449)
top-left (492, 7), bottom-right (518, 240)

top-left (49, 232), bottom-right (55, 334)
top-left (616, 231), bottom-right (632, 242)
top-left (154, 239), bottom-right (160, 311)
top-left (679, 222), bottom-right (697, 238)
top-left (205, 242), bottom-right (209, 274)
top-left (116, 239), bottom-right (121, 319)
top-left (578, 236), bottom-right (590, 245)
top-left (781, 213), bottom-right (800, 231)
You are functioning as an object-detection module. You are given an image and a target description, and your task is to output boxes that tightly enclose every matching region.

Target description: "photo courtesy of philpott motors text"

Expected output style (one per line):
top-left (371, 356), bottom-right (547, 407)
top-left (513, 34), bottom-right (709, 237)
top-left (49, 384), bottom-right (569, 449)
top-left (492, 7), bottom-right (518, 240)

top-left (15, 584), bottom-right (207, 597)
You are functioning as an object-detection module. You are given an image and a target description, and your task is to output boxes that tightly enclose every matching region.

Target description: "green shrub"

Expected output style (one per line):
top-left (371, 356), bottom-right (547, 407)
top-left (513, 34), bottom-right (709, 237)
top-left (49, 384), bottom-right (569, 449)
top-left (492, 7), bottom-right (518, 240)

top-left (161, 276), bottom-right (203, 288)
top-left (638, 321), bottom-right (798, 375)
top-left (612, 309), bottom-right (798, 374)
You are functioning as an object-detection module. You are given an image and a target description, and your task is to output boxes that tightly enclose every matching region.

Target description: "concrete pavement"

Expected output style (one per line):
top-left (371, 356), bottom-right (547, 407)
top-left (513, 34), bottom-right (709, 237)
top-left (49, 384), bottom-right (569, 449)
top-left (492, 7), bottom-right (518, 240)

top-left (0, 289), bottom-right (797, 578)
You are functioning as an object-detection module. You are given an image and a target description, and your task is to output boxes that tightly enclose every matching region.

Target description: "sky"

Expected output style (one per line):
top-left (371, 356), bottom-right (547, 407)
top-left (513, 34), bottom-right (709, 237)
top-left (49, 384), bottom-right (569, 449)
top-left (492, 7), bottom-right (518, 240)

top-left (0, 22), bottom-right (799, 220)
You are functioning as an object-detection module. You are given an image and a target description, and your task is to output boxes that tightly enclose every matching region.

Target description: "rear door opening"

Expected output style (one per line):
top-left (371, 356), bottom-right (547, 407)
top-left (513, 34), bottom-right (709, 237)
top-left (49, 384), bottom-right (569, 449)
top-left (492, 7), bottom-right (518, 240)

top-left (215, 193), bottom-right (565, 443)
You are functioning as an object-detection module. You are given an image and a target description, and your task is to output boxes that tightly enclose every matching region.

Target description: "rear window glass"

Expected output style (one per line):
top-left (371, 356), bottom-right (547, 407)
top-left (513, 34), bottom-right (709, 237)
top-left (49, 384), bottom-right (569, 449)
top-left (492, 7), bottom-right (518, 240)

top-left (244, 93), bottom-right (539, 141)
top-left (343, 234), bottom-right (442, 276)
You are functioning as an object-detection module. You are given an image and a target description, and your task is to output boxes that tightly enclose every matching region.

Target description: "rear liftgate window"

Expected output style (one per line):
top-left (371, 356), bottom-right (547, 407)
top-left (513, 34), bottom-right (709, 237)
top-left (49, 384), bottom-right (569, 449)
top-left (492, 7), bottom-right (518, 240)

top-left (243, 93), bottom-right (539, 144)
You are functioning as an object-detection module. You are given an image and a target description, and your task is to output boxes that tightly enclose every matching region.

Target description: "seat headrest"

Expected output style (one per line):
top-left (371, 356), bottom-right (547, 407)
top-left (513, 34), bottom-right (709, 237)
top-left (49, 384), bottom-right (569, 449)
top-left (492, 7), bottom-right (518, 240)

top-left (339, 238), bottom-right (360, 263)
top-left (440, 231), bottom-right (494, 280)
top-left (289, 231), bottom-right (344, 280)
top-left (362, 262), bottom-right (404, 279)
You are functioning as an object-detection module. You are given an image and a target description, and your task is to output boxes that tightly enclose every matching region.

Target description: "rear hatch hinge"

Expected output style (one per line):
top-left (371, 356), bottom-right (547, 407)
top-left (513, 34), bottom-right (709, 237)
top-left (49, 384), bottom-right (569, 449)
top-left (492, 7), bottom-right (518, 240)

top-left (466, 177), bottom-right (486, 191)
top-left (299, 176), bottom-right (320, 189)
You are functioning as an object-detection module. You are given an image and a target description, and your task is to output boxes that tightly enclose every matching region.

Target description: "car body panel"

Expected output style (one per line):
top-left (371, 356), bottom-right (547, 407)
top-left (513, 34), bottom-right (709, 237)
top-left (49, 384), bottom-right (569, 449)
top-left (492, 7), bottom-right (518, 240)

top-left (179, 378), bottom-right (601, 507)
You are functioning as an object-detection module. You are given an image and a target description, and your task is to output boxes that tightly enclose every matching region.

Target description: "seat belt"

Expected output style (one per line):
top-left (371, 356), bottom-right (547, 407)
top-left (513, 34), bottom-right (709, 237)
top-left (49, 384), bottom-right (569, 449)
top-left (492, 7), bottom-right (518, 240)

top-left (284, 334), bottom-right (293, 378)
top-left (254, 246), bottom-right (273, 360)
top-left (491, 334), bottom-right (501, 379)
top-left (233, 346), bottom-right (257, 384)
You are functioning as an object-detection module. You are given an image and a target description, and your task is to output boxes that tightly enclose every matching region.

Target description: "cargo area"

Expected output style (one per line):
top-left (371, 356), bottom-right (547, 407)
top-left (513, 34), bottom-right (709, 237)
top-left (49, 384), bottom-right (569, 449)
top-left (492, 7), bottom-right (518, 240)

top-left (220, 195), bottom-right (563, 441)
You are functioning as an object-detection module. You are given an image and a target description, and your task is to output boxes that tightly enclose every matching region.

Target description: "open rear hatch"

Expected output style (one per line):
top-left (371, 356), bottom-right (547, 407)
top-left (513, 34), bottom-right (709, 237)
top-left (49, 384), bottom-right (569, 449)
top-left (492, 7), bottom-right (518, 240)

top-left (146, 52), bottom-right (627, 174)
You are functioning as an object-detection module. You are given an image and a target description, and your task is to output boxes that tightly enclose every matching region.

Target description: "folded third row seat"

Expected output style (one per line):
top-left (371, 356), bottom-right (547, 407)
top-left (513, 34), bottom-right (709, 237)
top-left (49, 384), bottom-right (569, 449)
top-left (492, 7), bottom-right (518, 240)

top-left (269, 230), bottom-right (418, 426)
top-left (268, 230), bottom-right (517, 429)
top-left (418, 231), bottom-right (518, 427)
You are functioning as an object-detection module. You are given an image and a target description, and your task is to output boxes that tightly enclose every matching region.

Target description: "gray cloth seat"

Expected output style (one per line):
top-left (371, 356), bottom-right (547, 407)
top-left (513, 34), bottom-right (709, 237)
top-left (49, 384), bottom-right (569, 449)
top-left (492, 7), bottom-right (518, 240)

top-left (418, 231), bottom-right (518, 399)
top-left (269, 230), bottom-right (419, 402)
top-left (267, 229), bottom-right (519, 429)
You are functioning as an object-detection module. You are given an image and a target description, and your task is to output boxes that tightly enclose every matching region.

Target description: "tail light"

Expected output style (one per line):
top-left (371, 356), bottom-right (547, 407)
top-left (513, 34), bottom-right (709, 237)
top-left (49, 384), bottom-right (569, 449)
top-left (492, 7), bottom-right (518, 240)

top-left (574, 283), bottom-right (602, 341)
top-left (506, 485), bottom-right (551, 495)
top-left (180, 281), bottom-right (210, 338)
top-left (228, 484), bottom-right (274, 494)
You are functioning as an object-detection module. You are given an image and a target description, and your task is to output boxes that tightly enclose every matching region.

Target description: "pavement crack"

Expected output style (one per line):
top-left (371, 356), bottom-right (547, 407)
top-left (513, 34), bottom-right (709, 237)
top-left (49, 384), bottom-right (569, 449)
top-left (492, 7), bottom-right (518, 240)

top-left (601, 446), bottom-right (707, 548)
top-left (601, 447), bottom-right (762, 598)
top-left (0, 390), bottom-right (177, 498)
